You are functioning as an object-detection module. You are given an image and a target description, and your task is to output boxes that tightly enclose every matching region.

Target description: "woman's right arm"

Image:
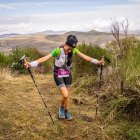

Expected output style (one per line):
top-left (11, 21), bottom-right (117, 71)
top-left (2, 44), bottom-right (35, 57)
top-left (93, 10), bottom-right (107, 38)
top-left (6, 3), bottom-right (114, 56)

top-left (37, 53), bottom-right (53, 64)
top-left (24, 53), bottom-right (53, 68)
top-left (25, 47), bottom-right (59, 68)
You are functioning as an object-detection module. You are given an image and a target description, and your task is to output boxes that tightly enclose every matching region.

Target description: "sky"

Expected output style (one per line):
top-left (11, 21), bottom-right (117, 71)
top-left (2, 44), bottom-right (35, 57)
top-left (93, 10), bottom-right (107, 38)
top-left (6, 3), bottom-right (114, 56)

top-left (0, 0), bottom-right (140, 34)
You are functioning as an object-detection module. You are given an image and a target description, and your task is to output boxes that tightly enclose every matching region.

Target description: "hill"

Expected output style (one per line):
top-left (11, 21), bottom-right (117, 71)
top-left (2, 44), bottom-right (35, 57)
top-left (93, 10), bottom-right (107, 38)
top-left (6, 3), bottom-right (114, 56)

top-left (0, 73), bottom-right (103, 139)
top-left (0, 30), bottom-right (115, 54)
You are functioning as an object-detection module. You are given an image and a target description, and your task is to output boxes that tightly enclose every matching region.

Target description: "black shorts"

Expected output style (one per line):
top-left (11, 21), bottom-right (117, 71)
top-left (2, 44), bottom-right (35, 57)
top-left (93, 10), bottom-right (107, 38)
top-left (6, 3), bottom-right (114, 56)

top-left (53, 72), bottom-right (72, 88)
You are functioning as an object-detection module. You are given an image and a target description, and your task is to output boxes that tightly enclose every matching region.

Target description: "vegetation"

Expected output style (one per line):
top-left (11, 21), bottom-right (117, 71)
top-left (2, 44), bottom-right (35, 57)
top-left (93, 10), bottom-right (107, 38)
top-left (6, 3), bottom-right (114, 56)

top-left (0, 52), bottom-right (9, 68)
top-left (72, 36), bottom-right (140, 139)
top-left (0, 47), bottom-right (53, 73)
top-left (73, 44), bottom-right (112, 78)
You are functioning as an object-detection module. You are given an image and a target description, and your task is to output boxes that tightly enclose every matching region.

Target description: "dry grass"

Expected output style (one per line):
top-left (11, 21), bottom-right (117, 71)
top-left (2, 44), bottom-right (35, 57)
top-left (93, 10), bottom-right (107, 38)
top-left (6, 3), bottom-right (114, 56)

top-left (0, 73), bottom-right (99, 140)
top-left (0, 70), bottom-right (136, 140)
top-left (0, 68), bottom-right (13, 81)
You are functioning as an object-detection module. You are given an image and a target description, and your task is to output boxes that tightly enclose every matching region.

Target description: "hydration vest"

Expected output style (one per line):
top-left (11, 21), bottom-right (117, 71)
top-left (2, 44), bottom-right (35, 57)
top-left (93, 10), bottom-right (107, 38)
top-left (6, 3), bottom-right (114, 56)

top-left (54, 46), bottom-right (73, 69)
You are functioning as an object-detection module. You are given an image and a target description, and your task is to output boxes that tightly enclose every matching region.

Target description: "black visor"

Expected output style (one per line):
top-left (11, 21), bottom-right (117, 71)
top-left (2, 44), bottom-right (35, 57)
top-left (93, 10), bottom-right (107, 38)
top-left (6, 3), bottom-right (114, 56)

top-left (66, 35), bottom-right (78, 48)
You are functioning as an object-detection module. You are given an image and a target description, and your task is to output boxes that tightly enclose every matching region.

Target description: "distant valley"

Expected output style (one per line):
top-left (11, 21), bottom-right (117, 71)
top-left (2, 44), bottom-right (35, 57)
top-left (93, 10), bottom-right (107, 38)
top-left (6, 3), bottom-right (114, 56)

top-left (0, 30), bottom-right (139, 54)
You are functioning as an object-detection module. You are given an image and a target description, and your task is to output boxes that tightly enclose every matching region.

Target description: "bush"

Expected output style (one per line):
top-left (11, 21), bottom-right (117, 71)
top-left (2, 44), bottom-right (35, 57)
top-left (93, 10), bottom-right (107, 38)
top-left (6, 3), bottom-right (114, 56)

top-left (120, 43), bottom-right (140, 87)
top-left (102, 40), bottom-right (140, 122)
top-left (8, 47), bottom-right (53, 74)
top-left (119, 43), bottom-right (140, 121)
top-left (0, 52), bottom-right (9, 68)
top-left (73, 44), bottom-right (112, 78)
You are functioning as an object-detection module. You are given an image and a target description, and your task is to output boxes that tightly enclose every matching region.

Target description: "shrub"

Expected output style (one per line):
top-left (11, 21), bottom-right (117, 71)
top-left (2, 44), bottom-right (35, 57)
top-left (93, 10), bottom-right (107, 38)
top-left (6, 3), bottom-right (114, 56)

top-left (102, 40), bottom-right (140, 122)
top-left (73, 44), bottom-right (112, 78)
top-left (9, 47), bottom-right (53, 74)
top-left (120, 43), bottom-right (140, 87)
top-left (0, 52), bottom-right (9, 68)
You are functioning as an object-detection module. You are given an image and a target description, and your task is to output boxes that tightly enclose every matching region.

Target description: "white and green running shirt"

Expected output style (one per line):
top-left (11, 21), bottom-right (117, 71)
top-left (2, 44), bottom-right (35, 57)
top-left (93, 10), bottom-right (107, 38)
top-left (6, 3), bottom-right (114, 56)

top-left (51, 47), bottom-right (79, 68)
top-left (51, 47), bottom-right (79, 58)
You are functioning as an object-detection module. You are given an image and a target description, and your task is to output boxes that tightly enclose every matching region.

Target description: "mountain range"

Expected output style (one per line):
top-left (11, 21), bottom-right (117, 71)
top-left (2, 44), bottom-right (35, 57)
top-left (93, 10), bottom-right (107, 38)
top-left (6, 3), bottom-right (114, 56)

top-left (0, 30), bottom-right (67, 38)
top-left (0, 30), bottom-right (139, 54)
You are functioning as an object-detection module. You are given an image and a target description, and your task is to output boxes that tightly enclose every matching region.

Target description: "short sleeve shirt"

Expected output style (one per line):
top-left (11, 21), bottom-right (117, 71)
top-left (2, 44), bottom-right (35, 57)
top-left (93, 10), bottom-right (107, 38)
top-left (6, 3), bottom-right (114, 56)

top-left (51, 47), bottom-right (79, 58)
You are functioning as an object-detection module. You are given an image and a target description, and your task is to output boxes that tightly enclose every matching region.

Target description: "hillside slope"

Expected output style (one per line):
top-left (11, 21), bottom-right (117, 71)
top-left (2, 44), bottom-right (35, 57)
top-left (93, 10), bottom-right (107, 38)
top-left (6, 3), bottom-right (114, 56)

top-left (0, 30), bottom-right (115, 54)
top-left (1, 73), bottom-right (105, 140)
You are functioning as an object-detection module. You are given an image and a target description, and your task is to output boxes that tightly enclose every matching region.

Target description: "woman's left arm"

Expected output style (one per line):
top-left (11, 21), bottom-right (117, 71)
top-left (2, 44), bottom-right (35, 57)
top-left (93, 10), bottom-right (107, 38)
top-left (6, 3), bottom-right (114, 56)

top-left (77, 51), bottom-right (92, 62)
top-left (77, 51), bottom-right (104, 65)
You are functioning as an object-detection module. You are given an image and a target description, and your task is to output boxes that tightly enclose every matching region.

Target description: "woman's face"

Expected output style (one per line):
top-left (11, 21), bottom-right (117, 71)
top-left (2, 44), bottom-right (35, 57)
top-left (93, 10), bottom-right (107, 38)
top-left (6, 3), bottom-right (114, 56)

top-left (64, 45), bottom-right (74, 53)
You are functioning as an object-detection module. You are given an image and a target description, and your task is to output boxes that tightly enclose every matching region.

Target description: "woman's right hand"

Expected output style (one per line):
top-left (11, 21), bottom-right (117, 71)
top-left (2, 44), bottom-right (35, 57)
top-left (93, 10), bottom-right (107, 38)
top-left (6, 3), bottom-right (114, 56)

top-left (24, 61), bottom-right (31, 69)
top-left (98, 59), bottom-right (105, 65)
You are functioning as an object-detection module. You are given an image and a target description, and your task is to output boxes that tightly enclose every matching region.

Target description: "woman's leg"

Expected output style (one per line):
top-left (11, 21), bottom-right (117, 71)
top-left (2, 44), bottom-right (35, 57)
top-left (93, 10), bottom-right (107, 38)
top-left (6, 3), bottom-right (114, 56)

top-left (53, 73), bottom-right (72, 120)
top-left (59, 86), bottom-right (72, 120)
top-left (59, 86), bottom-right (69, 110)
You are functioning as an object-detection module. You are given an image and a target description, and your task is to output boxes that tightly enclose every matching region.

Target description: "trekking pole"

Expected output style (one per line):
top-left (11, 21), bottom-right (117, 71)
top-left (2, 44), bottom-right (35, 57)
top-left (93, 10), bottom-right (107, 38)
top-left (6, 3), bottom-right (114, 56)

top-left (94, 56), bottom-right (111, 119)
top-left (19, 55), bottom-right (54, 124)
top-left (94, 56), bottom-right (104, 119)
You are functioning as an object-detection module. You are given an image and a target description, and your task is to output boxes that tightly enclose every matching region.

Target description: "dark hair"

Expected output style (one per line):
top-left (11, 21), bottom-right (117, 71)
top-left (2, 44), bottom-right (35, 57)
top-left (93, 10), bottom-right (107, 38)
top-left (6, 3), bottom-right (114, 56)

top-left (66, 35), bottom-right (78, 48)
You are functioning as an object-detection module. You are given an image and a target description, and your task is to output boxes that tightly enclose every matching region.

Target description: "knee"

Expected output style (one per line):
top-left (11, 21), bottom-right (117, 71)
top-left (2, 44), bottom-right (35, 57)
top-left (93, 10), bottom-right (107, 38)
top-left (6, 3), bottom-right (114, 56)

top-left (60, 87), bottom-right (69, 99)
top-left (63, 94), bottom-right (69, 99)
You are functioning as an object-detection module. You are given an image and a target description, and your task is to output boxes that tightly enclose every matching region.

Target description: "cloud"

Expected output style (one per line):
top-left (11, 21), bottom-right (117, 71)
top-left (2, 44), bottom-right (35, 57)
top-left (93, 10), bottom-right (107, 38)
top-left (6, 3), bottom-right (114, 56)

top-left (0, 1), bottom-right (87, 10)
top-left (0, 14), bottom-right (139, 34)
top-left (128, 0), bottom-right (140, 3)
top-left (0, 4), bottom-right (16, 10)
top-left (0, 1), bottom-right (140, 34)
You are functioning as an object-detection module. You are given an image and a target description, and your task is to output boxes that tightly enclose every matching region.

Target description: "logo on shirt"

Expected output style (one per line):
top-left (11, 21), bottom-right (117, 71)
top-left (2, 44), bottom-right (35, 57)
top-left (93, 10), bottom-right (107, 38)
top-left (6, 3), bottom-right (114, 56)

top-left (73, 43), bottom-right (76, 47)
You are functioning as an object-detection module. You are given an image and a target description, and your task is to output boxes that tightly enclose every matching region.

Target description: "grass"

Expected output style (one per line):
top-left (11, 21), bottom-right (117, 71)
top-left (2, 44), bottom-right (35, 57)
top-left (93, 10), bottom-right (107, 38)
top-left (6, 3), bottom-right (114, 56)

top-left (1, 70), bottom-right (129, 140)
top-left (0, 73), bottom-right (100, 140)
top-left (1, 70), bottom-right (139, 140)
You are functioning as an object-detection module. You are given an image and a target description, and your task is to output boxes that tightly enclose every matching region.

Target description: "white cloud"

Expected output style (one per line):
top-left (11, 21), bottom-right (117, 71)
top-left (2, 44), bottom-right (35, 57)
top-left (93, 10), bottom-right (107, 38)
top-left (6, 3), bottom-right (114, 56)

top-left (128, 0), bottom-right (140, 3)
top-left (0, 4), bottom-right (16, 10)
top-left (0, 1), bottom-right (87, 10)
top-left (0, 1), bottom-right (140, 34)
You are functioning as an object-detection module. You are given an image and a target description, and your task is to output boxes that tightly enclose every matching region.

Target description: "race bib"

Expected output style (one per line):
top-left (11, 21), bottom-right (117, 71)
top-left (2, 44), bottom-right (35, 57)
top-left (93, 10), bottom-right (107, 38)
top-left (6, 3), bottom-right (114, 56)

top-left (58, 69), bottom-right (70, 78)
